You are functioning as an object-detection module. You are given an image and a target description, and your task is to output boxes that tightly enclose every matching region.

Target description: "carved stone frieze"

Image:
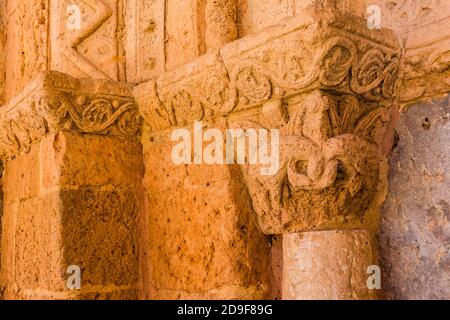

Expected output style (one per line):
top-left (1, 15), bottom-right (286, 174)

top-left (0, 71), bottom-right (142, 160)
top-left (367, 0), bottom-right (450, 104)
top-left (139, 8), bottom-right (400, 130)
top-left (232, 91), bottom-right (392, 235)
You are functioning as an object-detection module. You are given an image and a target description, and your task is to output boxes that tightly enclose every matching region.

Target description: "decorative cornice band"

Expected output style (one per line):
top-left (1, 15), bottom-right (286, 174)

top-left (0, 71), bottom-right (142, 160)
top-left (136, 8), bottom-right (401, 131)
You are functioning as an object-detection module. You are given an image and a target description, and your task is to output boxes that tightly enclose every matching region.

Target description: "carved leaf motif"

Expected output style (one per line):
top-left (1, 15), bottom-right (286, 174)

top-left (201, 76), bottom-right (237, 113)
top-left (168, 90), bottom-right (204, 126)
top-left (235, 92), bottom-right (388, 234)
top-left (319, 38), bottom-right (356, 87)
top-left (117, 107), bottom-right (142, 137)
top-left (235, 65), bottom-right (272, 102)
top-left (82, 99), bottom-right (114, 131)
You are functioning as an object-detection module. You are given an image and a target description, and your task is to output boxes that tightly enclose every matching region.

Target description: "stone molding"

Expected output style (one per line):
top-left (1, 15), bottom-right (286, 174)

top-left (368, 0), bottom-right (450, 105)
top-left (0, 71), bottom-right (142, 160)
top-left (136, 8), bottom-right (401, 131)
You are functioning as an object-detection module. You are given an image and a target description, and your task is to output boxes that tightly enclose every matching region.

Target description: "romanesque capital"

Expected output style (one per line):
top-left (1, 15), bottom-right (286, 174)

top-left (0, 71), bottom-right (142, 160)
top-left (135, 7), bottom-right (401, 235)
top-left (236, 91), bottom-right (395, 235)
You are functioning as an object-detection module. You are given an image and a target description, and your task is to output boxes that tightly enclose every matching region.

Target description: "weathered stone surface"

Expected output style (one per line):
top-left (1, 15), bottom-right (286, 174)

top-left (125, 0), bottom-right (165, 83)
top-left (139, 7), bottom-right (400, 131)
top-left (0, 0), bottom-right (449, 301)
top-left (165, 0), bottom-right (204, 71)
top-left (0, 130), bottom-right (142, 300)
top-left (0, 71), bottom-right (142, 160)
top-left (0, 2), bottom-right (5, 106)
top-left (283, 230), bottom-right (375, 300)
top-left (366, 0), bottom-right (450, 105)
top-left (50, 0), bottom-right (127, 82)
top-left (61, 187), bottom-right (139, 287)
top-left (379, 94), bottom-right (450, 300)
top-left (4, 0), bottom-right (49, 102)
top-left (141, 129), bottom-right (273, 299)
top-left (236, 91), bottom-right (392, 234)
top-left (0, 160), bottom-right (4, 299)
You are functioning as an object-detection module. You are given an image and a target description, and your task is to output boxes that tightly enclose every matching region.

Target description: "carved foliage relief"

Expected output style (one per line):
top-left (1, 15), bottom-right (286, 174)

top-left (0, 72), bottom-right (142, 160)
top-left (154, 27), bottom-right (399, 128)
top-left (365, 0), bottom-right (450, 103)
top-left (235, 91), bottom-right (390, 235)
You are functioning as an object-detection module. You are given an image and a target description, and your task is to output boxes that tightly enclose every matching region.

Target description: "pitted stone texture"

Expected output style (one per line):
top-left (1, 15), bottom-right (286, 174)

top-left (4, 0), bottom-right (49, 102)
top-left (283, 230), bottom-right (376, 300)
top-left (379, 94), bottom-right (450, 300)
top-left (141, 126), bottom-right (273, 299)
top-left (0, 2), bottom-right (5, 105)
top-left (125, 0), bottom-right (165, 83)
top-left (61, 187), bottom-right (139, 287)
top-left (1, 132), bottom-right (142, 300)
top-left (165, 0), bottom-right (204, 70)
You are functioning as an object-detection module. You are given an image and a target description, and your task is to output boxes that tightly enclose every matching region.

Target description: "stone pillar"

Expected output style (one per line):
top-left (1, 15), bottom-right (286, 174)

top-left (135, 6), bottom-right (401, 300)
top-left (0, 72), bottom-right (143, 300)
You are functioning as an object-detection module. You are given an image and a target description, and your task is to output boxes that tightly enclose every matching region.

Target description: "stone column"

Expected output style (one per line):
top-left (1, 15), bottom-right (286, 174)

top-left (0, 71), bottom-right (143, 300)
top-left (135, 6), bottom-right (401, 299)
top-left (238, 89), bottom-right (395, 300)
top-left (282, 230), bottom-right (374, 300)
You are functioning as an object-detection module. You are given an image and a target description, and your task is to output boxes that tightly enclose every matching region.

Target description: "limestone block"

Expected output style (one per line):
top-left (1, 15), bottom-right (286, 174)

top-left (365, 0), bottom-right (450, 105)
top-left (1, 131), bottom-right (142, 300)
top-left (282, 230), bottom-right (376, 300)
top-left (4, 0), bottom-right (49, 102)
top-left (13, 192), bottom-right (64, 292)
top-left (165, 0), bottom-right (205, 70)
top-left (39, 132), bottom-right (144, 191)
top-left (3, 143), bottom-right (40, 204)
top-left (379, 95), bottom-right (450, 299)
top-left (61, 187), bottom-right (139, 287)
top-left (237, 0), bottom-right (295, 35)
top-left (205, 0), bottom-right (238, 50)
top-left (143, 170), bottom-right (273, 299)
top-left (236, 0), bottom-right (365, 37)
top-left (125, 0), bottom-right (166, 83)
top-left (294, 0), bottom-right (365, 17)
top-left (0, 2), bottom-right (5, 105)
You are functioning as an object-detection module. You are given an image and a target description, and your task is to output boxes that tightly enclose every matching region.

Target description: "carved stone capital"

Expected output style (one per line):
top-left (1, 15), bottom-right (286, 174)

top-left (0, 71), bottom-right (142, 160)
top-left (136, 7), bottom-right (401, 131)
top-left (234, 91), bottom-right (394, 235)
top-left (133, 7), bottom-right (402, 236)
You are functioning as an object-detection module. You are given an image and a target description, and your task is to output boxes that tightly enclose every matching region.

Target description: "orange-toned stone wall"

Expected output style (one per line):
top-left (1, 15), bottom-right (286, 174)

top-left (1, 132), bottom-right (143, 299)
top-left (0, 0), bottom-right (449, 301)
